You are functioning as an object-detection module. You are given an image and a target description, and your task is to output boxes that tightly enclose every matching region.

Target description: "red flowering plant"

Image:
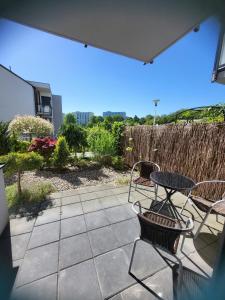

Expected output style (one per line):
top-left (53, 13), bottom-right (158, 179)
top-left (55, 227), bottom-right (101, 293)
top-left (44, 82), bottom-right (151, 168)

top-left (29, 137), bottom-right (57, 166)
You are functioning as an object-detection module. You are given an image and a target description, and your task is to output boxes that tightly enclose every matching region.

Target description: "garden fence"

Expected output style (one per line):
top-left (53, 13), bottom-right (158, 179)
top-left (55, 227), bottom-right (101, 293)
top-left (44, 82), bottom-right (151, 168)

top-left (123, 123), bottom-right (225, 200)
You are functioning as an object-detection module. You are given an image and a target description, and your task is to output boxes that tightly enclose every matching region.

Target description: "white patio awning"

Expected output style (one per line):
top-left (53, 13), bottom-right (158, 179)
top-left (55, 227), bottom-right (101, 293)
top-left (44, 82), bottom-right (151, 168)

top-left (0, 0), bottom-right (215, 62)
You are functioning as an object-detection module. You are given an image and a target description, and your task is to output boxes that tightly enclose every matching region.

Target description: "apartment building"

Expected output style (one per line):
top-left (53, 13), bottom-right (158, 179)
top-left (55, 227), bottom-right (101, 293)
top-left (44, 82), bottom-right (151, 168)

top-left (73, 111), bottom-right (94, 125)
top-left (103, 111), bottom-right (126, 118)
top-left (0, 65), bottom-right (62, 135)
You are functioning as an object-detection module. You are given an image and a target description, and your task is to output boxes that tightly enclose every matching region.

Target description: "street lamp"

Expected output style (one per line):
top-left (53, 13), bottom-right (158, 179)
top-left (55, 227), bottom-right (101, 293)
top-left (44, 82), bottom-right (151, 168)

top-left (152, 99), bottom-right (160, 125)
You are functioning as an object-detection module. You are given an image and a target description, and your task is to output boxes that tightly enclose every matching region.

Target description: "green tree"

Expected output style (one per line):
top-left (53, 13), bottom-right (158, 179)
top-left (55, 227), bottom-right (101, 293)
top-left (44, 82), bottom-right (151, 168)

top-left (8, 115), bottom-right (53, 141)
top-left (145, 115), bottom-right (154, 125)
top-left (64, 113), bottom-right (77, 125)
top-left (87, 127), bottom-right (116, 157)
top-left (112, 121), bottom-right (125, 155)
top-left (59, 113), bottom-right (87, 153)
top-left (2, 152), bottom-right (43, 195)
top-left (53, 136), bottom-right (70, 169)
top-left (111, 115), bottom-right (125, 122)
top-left (0, 121), bottom-right (11, 155)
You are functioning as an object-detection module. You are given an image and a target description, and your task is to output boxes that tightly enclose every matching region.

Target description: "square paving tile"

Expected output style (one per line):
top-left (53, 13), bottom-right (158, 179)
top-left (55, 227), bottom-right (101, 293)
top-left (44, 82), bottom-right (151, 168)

top-left (105, 205), bottom-right (134, 224)
top-left (88, 226), bottom-right (119, 256)
top-left (9, 217), bottom-right (35, 236)
top-left (123, 242), bottom-right (167, 279)
top-left (100, 196), bottom-right (122, 208)
top-left (81, 199), bottom-right (103, 213)
top-left (16, 242), bottom-right (58, 287)
top-left (35, 207), bottom-right (60, 226)
top-left (41, 198), bottom-right (61, 210)
top-left (61, 189), bottom-right (79, 197)
top-left (12, 273), bottom-right (57, 300)
top-left (80, 192), bottom-right (98, 202)
top-left (59, 233), bottom-right (92, 269)
top-left (85, 210), bottom-right (110, 230)
top-left (112, 186), bottom-right (129, 195)
top-left (95, 248), bottom-right (135, 299)
top-left (112, 219), bottom-right (139, 246)
top-left (181, 251), bottom-right (213, 277)
top-left (61, 195), bottom-right (81, 206)
top-left (121, 267), bottom-right (173, 300)
top-left (59, 259), bottom-right (102, 300)
top-left (96, 189), bottom-right (115, 198)
top-left (61, 215), bottom-right (86, 239)
top-left (28, 221), bottom-right (60, 249)
top-left (0, 233), bottom-right (30, 261)
top-left (48, 191), bottom-right (62, 199)
top-left (61, 203), bottom-right (83, 219)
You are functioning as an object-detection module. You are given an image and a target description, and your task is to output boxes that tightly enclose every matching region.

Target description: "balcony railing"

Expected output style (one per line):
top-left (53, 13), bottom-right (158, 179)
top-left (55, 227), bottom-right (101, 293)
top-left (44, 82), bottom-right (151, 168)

top-left (36, 105), bottom-right (52, 116)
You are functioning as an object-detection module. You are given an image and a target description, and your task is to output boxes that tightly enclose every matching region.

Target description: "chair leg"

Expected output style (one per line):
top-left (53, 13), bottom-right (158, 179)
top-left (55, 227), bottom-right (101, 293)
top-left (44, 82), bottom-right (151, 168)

top-left (154, 184), bottom-right (158, 202)
top-left (180, 197), bottom-right (189, 215)
top-left (128, 238), bottom-right (140, 274)
top-left (128, 182), bottom-right (133, 203)
top-left (174, 254), bottom-right (183, 295)
top-left (194, 210), bottom-right (211, 239)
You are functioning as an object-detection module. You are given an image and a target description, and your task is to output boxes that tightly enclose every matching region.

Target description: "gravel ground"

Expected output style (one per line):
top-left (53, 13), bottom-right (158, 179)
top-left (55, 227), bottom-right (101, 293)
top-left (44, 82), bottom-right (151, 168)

top-left (5, 167), bottom-right (132, 191)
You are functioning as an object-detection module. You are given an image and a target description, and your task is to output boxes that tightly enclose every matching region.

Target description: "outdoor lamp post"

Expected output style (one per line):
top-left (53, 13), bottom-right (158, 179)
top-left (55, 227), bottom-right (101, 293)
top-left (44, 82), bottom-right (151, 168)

top-left (152, 99), bottom-right (160, 125)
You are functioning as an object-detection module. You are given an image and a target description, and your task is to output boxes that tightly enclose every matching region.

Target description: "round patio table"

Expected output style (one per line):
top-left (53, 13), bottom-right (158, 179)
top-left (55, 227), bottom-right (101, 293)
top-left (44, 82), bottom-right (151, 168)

top-left (150, 171), bottom-right (196, 221)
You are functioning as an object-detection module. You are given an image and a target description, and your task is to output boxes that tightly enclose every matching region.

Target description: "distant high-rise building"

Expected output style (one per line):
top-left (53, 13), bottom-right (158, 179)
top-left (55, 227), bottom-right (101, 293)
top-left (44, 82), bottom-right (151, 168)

top-left (73, 111), bottom-right (94, 125)
top-left (103, 111), bottom-right (126, 118)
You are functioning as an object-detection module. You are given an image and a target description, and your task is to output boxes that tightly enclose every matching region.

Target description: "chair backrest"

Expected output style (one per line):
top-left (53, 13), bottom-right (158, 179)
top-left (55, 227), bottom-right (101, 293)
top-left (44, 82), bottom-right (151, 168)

top-left (190, 180), bottom-right (225, 203)
top-left (138, 212), bottom-right (182, 254)
top-left (139, 161), bottom-right (159, 179)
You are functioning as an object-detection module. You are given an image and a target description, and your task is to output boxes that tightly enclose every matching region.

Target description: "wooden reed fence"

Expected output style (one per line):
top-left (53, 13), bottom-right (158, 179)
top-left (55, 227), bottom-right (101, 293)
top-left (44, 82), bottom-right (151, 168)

top-left (123, 123), bottom-right (225, 200)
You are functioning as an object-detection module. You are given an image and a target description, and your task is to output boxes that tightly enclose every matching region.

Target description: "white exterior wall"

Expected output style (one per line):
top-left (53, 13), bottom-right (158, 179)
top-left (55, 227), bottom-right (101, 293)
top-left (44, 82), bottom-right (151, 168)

top-left (0, 167), bottom-right (8, 235)
top-left (0, 66), bottom-right (35, 122)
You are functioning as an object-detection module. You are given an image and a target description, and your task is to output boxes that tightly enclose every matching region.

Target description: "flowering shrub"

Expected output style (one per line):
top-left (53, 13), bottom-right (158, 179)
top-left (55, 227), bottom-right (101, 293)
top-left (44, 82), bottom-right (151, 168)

top-left (29, 137), bottom-right (56, 160)
top-left (8, 115), bottom-right (54, 140)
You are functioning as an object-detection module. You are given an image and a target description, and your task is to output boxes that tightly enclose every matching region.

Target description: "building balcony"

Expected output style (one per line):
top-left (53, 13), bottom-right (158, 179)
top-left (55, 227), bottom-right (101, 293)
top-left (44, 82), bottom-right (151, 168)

top-left (36, 105), bottom-right (52, 117)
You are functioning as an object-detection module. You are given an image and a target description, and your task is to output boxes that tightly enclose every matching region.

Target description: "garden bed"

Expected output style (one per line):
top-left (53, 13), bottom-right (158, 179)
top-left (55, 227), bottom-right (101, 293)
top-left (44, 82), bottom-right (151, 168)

top-left (5, 166), bottom-right (131, 191)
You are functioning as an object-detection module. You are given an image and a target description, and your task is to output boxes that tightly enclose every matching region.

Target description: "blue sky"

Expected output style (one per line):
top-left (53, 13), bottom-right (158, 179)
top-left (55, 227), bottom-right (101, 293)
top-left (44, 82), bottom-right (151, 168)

top-left (0, 17), bottom-right (224, 117)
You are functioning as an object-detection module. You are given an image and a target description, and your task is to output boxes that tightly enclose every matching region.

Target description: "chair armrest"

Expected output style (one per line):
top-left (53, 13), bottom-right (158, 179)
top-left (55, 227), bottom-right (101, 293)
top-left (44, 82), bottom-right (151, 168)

top-left (211, 199), bottom-right (225, 208)
top-left (181, 218), bottom-right (194, 233)
top-left (132, 201), bottom-right (142, 214)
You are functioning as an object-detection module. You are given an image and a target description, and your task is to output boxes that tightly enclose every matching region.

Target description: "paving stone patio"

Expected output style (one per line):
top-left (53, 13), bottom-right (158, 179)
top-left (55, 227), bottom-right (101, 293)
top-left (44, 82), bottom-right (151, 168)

top-left (0, 184), bottom-right (223, 300)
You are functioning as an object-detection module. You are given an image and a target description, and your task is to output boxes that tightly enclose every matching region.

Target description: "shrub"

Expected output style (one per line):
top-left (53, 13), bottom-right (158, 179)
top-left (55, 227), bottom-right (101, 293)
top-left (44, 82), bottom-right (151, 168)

top-left (111, 156), bottom-right (126, 170)
top-left (87, 127), bottom-right (116, 157)
top-left (8, 115), bottom-right (53, 140)
top-left (52, 136), bottom-right (70, 169)
top-left (6, 181), bottom-right (55, 209)
top-left (2, 152), bottom-right (43, 195)
top-left (10, 138), bottom-right (30, 152)
top-left (59, 114), bottom-right (87, 153)
top-left (112, 122), bottom-right (125, 155)
top-left (29, 137), bottom-right (56, 165)
top-left (0, 121), bottom-right (11, 155)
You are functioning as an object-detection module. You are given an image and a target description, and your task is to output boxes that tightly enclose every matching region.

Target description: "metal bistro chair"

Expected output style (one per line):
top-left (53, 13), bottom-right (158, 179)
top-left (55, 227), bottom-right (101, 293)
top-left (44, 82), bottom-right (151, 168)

top-left (129, 201), bottom-right (194, 290)
top-left (128, 161), bottom-right (160, 204)
top-left (180, 180), bottom-right (225, 239)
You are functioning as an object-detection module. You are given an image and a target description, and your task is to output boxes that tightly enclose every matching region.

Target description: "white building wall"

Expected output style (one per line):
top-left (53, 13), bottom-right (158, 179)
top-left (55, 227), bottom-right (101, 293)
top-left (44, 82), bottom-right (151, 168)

top-left (0, 66), bottom-right (35, 122)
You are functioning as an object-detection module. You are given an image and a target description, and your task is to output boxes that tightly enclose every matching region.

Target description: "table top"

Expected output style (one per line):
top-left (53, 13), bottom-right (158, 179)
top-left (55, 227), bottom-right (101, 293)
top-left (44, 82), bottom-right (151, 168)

top-left (150, 171), bottom-right (195, 191)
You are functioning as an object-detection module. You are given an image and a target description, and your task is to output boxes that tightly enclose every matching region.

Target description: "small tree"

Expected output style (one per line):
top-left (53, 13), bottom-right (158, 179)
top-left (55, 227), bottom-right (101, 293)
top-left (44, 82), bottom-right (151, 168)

top-left (59, 113), bottom-right (87, 154)
top-left (87, 127), bottom-right (116, 157)
top-left (63, 113), bottom-right (77, 125)
top-left (8, 115), bottom-right (53, 141)
top-left (112, 121), bottom-right (125, 155)
top-left (53, 136), bottom-right (70, 169)
top-left (2, 152), bottom-right (43, 195)
top-left (0, 121), bottom-right (11, 155)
